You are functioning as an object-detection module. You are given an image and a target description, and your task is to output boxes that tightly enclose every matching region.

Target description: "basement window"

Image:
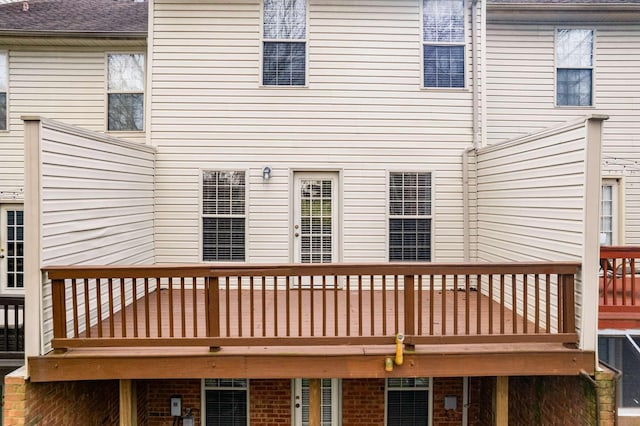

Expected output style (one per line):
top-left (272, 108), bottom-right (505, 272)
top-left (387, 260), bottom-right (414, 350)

top-left (386, 378), bottom-right (433, 425)
top-left (203, 379), bottom-right (248, 425)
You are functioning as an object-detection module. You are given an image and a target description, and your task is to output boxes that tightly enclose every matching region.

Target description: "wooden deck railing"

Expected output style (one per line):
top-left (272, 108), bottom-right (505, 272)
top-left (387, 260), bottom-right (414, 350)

top-left (0, 296), bottom-right (24, 359)
top-left (44, 262), bottom-right (579, 350)
top-left (600, 246), bottom-right (640, 314)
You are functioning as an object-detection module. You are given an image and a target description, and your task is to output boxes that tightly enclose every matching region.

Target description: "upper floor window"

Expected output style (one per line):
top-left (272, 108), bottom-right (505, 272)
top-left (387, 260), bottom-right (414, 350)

top-left (262, 0), bottom-right (306, 86)
top-left (107, 53), bottom-right (144, 131)
top-left (389, 172), bottom-right (432, 261)
top-left (422, 0), bottom-right (465, 88)
top-left (0, 52), bottom-right (7, 130)
top-left (202, 171), bottom-right (246, 261)
top-left (556, 29), bottom-right (593, 106)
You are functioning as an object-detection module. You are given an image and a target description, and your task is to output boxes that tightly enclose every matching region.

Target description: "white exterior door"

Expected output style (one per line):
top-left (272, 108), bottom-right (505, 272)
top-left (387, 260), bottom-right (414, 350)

top-left (601, 179), bottom-right (620, 245)
top-left (293, 173), bottom-right (338, 264)
top-left (292, 378), bottom-right (341, 426)
top-left (0, 206), bottom-right (24, 293)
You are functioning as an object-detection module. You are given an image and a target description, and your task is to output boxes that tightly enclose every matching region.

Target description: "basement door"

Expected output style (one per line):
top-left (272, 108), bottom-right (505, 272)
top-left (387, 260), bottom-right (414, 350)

top-left (292, 379), bottom-right (341, 426)
top-left (0, 206), bottom-right (24, 294)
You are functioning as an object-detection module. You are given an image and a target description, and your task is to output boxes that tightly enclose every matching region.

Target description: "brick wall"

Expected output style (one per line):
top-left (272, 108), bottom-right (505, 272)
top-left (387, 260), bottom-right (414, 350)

top-left (509, 375), bottom-right (598, 426)
top-left (3, 371), bottom-right (119, 426)
top-left (250, 379), bottom-right (291, 425)
top-left (142, 379), bottom-right (201, 426)
top-left (432, 377), bottom-right (464, 426)
top-left (342, 379), bottom-right (385, 425)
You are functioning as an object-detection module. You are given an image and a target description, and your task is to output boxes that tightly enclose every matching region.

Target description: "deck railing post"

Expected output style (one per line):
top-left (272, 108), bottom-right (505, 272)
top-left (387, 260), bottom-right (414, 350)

top-left (207, 275), bottom-right (220, 349)
top-left (51, 278), bottom-right (67, 340)
top-left (562, 273), bottom-right (576, 334)
top-left (404, 275), bottom-right (415, 336)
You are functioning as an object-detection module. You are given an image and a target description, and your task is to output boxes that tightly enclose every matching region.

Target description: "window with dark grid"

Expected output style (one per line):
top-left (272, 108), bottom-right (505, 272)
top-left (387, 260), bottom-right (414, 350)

top-left (423, 0), bottom-right (465, 88)
top-left (556, 29), bottom-right (593, 106)
top-left (6, 210), bottom-right (24, 289)
top-left (0, 52), bottom-right (6, 131)
top-left (204, 379), bottom-right (247, 426)
top-left (389, 172), bottom-right (432, 261)
top-left (263, 0), bottom-right (306, 86)
top-left (386, 378), bottom-right (431, 425)
top-left (202, 171), bottom-right (245, 261)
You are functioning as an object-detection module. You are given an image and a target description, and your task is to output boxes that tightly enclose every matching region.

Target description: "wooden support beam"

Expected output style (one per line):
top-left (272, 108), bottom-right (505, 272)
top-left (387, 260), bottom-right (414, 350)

top-left (119, 379), bottom-right (137, 426)
top-left (495, 376), bottom-right (508, 426)
top-left (309, 379), bottom-right (321, 426)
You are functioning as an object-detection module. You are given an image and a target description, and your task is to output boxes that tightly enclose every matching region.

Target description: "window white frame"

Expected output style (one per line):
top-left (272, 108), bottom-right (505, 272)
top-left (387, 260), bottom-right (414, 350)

top-left (261, 0), bottom-right (308, 87)
top-left (201, 379), bottom-right (249, 426)
top-left (421, 0), bottom-right (466, 89)
top-left (387, 171), bottom-right (434, 262)
top-left (555, 28), bottom-right (594, 107)
top-left (598, 332), bottom-right (640, 414)
top-left (292, 378), bottom-right (341, 426)
top-left (0, 205), bottom-right (24, 294)
top-left (385, 378), bottom-right (433, 426)
top-left (201, 170), bottom-right (247, 262)
top-left (106, 52), bottom-right (145, 131)
top-left (0, 51), bottom-right (7, 131)
top-left (600, 178), bottom-right (620, 246)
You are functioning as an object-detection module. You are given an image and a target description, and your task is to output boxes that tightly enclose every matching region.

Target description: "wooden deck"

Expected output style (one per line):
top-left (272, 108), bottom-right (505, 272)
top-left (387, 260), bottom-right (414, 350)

top-left (28, 262), bottom-right (595, 382)
top-left (599, 246), bottom-right (640, 329)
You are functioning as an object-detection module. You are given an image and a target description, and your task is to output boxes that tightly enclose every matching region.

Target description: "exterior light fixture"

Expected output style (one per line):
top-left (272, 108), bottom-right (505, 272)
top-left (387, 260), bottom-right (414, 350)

top-left (262, 166), bottom-right (272, 181)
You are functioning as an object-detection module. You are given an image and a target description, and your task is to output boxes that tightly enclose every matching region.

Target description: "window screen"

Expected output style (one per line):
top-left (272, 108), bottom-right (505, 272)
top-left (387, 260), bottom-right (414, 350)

top-left (107, 53), bottom-right (144, 130)
top-left (0, 52), bottom-right (7, 130)
top-left (389, 172), bottom-right (432, 261)
top-left (202, 171), bottom-right (246, 261)
top-left (422, 0), bottom-right (465, 88)
top-left (386, 378), bottom-right (431, 425)
top-left (556, 29), bottom-right (593, 106)
top-left (204, 379), bottom-right (248, 426)
top-left (263, 0), bottom-right (306, 86)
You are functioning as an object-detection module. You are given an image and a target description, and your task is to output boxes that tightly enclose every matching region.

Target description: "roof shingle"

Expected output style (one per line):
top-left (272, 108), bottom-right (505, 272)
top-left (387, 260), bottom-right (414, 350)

top-left (0, 0), bottom-right (147, 34)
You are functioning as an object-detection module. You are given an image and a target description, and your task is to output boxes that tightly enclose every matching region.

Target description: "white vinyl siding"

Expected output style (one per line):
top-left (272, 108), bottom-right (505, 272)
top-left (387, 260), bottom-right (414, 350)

top-left (0, 47), bottom-right (147, 199)
top-left (152, 0), bottom-right (477, 264)
top-left (556, 29), bottom-right (593, 107)
top-left (37, 119), bottom-right (155, 352)
top-left (486, 22), bottom-right (640, 245)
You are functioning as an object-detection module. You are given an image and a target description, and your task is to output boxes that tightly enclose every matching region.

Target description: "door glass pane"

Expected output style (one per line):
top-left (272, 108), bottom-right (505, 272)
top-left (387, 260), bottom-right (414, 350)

top-left (601, 184), bottom-right (614, 245)
top-left (5, 210), bottom-right (24, 289)
top-left (300, 179), bottom-right (332, 264)
top-left (300, 379), bottom-right (333, 426)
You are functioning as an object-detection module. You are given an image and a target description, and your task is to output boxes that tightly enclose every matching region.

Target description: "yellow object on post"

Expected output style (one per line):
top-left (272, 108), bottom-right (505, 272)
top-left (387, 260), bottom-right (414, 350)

top-left (395, 333), bottom-right (404, 366)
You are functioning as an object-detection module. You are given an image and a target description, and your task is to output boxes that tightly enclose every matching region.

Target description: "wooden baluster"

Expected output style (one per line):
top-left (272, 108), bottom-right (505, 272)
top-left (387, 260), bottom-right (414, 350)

top-left (156, 277), bottom-right (162, 338)
top-left (207, 276), bottom-right (220, 338)
top-left (251, 276), bottom-right (256, 337)
top-left (500, 275), bottom-right (505, 335)
top-left (346, 276), bottom-right (351, 337)
top-left (632, 258), bottom-right (637, 306)
top-left (394, 275), bottom-right (399, 334)
top-left (322, 276), bottom-right (327, 337)
top-left (108, 278), bottom-right (115, 337)
top-left (72, 279), bottom-right (79, 338)
top-left (180, 277), bottom-right (186, 338)
top-left (404, 275), bottom-right (415, 336)
top-left (441, 275), bottom-right (446, 336)
top-left (83, 279), bottom-right (91, 338)
top-left (225, 277), bottom-right (230, 337)
top-left (286, 276), bottom-right (291, 337)
top-left (168, 277), bottom-right (174, 338)
top-left (96, 278), bottom-right (103, 338)
top-left (453, 275), bottom-right (458, 336)
top-left (512, 274), bottom-right (517, 334)
top-left (488, 275), bottom-right (494, 335)
top-left (523, 274), bottom-right (528, 334)
top-left (358, 275), bottom-right (363, 337)
top-left (239, 276), bottom-right (243, 338)
top-left (476, 275), bottom-right (481, 335)
top-left (144, 278), bottom-right (150, 337)
top-left (132, 278), bottom-right (138, 338)
top-left (534, 275), bottom-right (540, 334)
top-left (418, 275), bottom-right (423, 335)
top-left (382, 275), bottom-right (387, 336)
top-left (465, 274), bottom-right (470, 335)
top-left (193, 277), bottom-right (199, 337)
top-left (120, 278), bottom-right (126, 338)
top-left (370, 275), bottom-right (375, 336)
top-left (273, 276), bottom-right (277, 338)
top-left (562, 273), bottom-right (576, 334)
top-left (429, 275), bottom-right (434, 336)
top-left (545, 274), bottom-right (551, 333)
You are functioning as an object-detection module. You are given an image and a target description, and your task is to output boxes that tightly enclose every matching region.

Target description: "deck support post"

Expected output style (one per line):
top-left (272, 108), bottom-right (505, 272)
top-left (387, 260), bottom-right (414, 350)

top-left (309, 379), bottom-right (321, 426)
top-left (119, 379), bottom-right (137, 426)
top-left (494, 376), bottom-right (508, 425)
